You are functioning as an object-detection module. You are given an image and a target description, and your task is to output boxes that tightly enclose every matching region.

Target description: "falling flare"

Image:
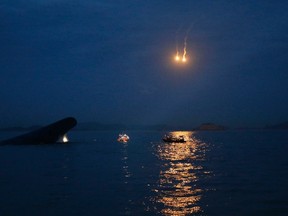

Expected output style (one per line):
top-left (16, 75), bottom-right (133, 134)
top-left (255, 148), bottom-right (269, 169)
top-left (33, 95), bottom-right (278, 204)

top-left (175, 51), bottom-right (180, 62)
top-left (173, 37), bottom-right (188, 64)
top-left (182, 56), bottom-right (187, 62)
top-left (175, 37), bottom-right (180, 62)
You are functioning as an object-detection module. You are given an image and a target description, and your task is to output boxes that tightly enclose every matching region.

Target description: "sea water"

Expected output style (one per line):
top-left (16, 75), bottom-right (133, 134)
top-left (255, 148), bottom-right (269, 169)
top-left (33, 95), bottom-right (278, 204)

top-left (0, 130), bottom-right (287, 215)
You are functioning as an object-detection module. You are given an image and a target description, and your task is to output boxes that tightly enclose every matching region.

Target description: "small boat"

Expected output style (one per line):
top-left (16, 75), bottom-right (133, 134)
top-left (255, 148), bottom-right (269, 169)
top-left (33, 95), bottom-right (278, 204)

top-left (162, 134), bottom-right (186, 143)
top-left (117, 134), bottom-right (129, 143)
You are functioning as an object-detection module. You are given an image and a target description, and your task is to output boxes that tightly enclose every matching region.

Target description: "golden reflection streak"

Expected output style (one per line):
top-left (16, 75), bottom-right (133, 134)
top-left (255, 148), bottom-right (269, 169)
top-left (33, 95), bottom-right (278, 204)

top-left (153, 131), bottom-right (207, 215)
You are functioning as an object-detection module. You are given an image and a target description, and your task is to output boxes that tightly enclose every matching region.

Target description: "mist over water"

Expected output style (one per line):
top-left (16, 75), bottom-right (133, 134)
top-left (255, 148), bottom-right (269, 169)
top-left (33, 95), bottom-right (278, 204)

top-left (0, 130), bottom-right (287, 215)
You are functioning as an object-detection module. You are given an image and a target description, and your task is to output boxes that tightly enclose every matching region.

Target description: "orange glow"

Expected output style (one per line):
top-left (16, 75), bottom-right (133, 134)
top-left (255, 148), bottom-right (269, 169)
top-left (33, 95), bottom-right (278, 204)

top-left (173, 53), bottom-right (189, 64)
top-left (117, 134), bottom-right (129, 143)
top-left (175, 55), bottom-right (180, 61)
top-left (174, 50), bottom-right (180, 62)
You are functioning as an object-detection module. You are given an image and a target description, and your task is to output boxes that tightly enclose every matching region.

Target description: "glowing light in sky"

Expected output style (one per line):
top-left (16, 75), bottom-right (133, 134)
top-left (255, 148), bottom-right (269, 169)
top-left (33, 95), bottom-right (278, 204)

top-left (173, 22), bottom-right (200, 65)
top-left (174, 36), bottom-right (181, 62)
top-left (173, 35), bottom-right (188, 64)
top-left (173, 49), bottom-right (187, 64)
top-left (175, 51), bottom-right (180, 62)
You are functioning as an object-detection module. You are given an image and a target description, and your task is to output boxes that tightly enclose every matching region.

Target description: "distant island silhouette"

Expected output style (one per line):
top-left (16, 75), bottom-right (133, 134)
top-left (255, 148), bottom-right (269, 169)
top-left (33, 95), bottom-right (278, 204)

top-left (265, 121), bottom-right (288, 130)
top-left (1, 121), bottom-right (288, 131)
top-left (194, 123), bottom-right (227, 131)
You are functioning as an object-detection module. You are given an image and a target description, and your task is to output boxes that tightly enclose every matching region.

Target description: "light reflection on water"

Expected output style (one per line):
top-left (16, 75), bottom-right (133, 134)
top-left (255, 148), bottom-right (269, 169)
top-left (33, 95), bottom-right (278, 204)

top-left (121, 142), bottom-right (132, 183)
top-left (152, 131), bottom-right (209, 215)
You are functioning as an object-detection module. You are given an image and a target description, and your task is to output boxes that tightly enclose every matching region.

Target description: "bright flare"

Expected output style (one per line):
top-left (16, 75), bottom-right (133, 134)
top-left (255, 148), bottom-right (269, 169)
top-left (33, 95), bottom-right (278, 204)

top-left (175, 53), bottom-right (180, 62)
top-left (173, 37), bottom-right (190, 64)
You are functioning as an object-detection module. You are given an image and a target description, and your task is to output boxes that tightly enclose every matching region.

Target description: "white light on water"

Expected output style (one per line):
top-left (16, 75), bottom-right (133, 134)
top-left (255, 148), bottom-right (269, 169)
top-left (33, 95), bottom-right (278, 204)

top-left (63, 134), bottom-right (69, 143)
top-left (57, 134), bottom-right (69, 143)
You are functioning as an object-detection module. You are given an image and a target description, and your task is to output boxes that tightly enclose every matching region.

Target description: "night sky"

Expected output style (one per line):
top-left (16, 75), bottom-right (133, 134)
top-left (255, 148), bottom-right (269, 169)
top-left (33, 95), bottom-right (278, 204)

top-left (1, 0), bottom-right (288, 128)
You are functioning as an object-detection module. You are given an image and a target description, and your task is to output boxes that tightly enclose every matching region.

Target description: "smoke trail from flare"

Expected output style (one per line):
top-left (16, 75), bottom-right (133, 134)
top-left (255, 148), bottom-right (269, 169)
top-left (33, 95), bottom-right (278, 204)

top-left (182, 37), bottom-right (187, 62)
top-left (181, 21), bottom-right (196, 62)
top-left (181, 15), bottom-right (204, 62)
